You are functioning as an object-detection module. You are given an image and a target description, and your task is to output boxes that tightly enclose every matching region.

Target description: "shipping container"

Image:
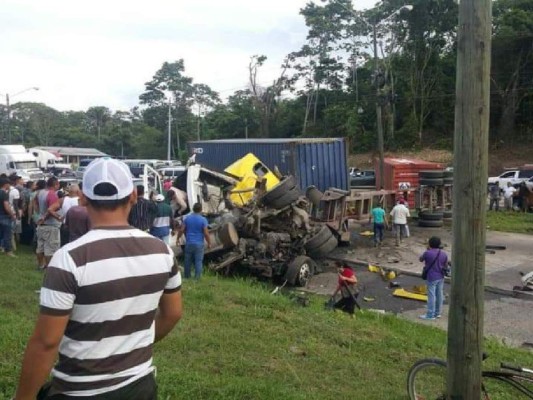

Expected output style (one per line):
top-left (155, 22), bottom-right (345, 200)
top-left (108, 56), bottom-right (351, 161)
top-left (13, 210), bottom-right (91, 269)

top-left (374, 157), bottom-right (443, 206)
top-left (188, 138), bottom-right (348, 191)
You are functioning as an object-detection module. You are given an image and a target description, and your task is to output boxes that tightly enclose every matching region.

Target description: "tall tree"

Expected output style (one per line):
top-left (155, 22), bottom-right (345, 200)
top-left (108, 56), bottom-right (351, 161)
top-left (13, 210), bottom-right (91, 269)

top-left (86, 106), bottom-right (111, 142)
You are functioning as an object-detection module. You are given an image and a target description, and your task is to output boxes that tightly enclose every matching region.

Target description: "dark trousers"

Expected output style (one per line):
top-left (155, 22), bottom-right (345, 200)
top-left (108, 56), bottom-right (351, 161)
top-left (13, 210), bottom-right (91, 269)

top-left (334, 296), bottom-right (356, 315)
top-left (373, 223), bottom-right (385, 243)
top-left (0, 216), bottom-right (13, 252)
top-left (38, 372), bottom-right (157, 400)
top-left (489, 198), bottom-right (499, 211)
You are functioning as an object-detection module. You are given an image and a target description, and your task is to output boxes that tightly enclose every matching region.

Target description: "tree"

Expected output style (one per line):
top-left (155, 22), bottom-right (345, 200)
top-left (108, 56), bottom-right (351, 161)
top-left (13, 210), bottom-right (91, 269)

top-left (248, 55), bottom-right (289, 138)
top-left (491, 0), bottom-right (533, 144)
top-left (86, 106), bottom-right (111, 142)
top-left (191, 83), bottom-right (220, 140)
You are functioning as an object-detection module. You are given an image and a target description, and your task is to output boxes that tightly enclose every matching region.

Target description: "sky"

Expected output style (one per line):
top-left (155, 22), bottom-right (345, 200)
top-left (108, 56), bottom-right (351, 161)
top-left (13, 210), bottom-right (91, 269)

top-left (1, 0), bottom-right (376, 112)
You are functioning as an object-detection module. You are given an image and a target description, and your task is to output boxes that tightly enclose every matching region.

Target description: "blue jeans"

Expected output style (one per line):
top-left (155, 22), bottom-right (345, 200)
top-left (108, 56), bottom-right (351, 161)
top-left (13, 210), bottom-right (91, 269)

top-left (0, 216), bottom-right (13, 252)
top-left (184, 243), bottom-right (205, 279)
top-left (373, 223), bottom-right (384, 243)
top-left (426, 278), bottom-right (444, 318)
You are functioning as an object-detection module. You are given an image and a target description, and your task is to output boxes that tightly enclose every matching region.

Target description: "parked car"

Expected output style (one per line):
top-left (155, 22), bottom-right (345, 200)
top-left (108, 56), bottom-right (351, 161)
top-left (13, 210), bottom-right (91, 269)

top-left (488, 167), bottom-right (533, 189)
top-left (350, 170), bottom-right (376, 187)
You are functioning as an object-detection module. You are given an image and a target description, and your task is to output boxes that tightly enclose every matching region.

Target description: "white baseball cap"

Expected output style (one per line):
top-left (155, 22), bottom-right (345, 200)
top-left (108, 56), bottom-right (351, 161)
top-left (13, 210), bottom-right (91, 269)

top-left (82, 157), bottom-right (134, 200)
top-left (154, 194), bottom-right (165, 202)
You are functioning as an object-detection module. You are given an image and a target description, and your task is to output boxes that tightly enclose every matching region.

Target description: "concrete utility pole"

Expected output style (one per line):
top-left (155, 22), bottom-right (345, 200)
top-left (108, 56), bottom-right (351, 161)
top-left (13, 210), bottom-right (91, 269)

top-left (372, 23), bottom-right (385, 189)
top-left (167, 98), bottom-right (172, 161)
top-left (447, 1), bottom-right (492, 398)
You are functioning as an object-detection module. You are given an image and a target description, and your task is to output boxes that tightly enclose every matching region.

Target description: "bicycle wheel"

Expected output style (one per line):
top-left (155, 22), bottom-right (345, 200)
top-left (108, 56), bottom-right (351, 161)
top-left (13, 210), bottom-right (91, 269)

top-left (407, 358), bottom-right (448, 400)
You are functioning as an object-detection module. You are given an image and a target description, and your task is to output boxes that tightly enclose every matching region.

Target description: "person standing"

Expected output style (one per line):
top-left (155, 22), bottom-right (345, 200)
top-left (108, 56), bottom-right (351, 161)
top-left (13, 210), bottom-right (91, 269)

top-left (419, 236), bottom-right (449, 320)
top-left (369, 202), bottom-right (387, 246)
top-left (14, 157), bottom-right (182, 400)
top-left (63, 203), bottom-right (91, 243)
top-left (0, 177), bottom-right (17, 257)
top-left (488, 182), bottom-right (500, 211)
top-left (35, 177), bottom-right (61, 269)
top-left (177, 202), bottom-right (211, 279)
top-left (150, 194), bottom-right (174, 244)
top-left (48, 184), bottom-right (80, 246)
top-left (390, 200), bottom-right (410, 246)
top-left (128, 185), bottom-right (157, 231)
top-left (331, 262), bottom-right (358, 315)
top-left (502, 182), bottom-right (517, 211)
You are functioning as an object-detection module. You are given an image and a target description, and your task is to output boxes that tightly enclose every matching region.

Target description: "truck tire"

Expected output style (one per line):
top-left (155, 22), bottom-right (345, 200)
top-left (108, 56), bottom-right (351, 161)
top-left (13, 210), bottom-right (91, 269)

top-left (443, 170), bottom-right (453, 178)
top-left (269, 188), bottom-right (301, 209)
top-left (419, 170), bottom-right (444, 179)
top-left (305, 225), bottom-right (333, 250)
top-left (308, 235), bottom-right (338, 258)
top-left (217, 223), bottom-right (239, 247)
top-left (443, 178), bottom-right (453, 185)
top-left (443, 210), bottom-right (452, 219)
top-left (306, 185), bottom-right (323, 207)
top-left (260, 176), bottom-right (297, 205)
top-left (419, 178), bottom-right (444, 186)
top-left (418, 220), bottom-right (444, 228)
top-left (419, 211), bottom-right (444, 221)
top-left (285, 256), bottom-right (315, 287)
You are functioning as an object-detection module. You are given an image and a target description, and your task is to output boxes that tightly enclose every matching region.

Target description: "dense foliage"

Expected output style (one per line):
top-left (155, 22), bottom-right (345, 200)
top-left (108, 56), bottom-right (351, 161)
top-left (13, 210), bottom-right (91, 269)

top-left (1, 0), bottom-right (532, 159)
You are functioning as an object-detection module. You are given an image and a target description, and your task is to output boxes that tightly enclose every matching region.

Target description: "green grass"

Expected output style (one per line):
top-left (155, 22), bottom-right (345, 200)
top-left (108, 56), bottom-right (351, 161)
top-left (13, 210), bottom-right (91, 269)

top-left (486, 211), bottom-right (533, 234)
top-left (1, 246), bottom-right (533, 399)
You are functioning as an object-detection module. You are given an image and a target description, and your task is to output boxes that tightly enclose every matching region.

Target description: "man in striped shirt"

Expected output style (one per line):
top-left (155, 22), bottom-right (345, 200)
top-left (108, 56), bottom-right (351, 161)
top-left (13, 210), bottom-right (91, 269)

top-left (15, 158), bottom-right (182, 400)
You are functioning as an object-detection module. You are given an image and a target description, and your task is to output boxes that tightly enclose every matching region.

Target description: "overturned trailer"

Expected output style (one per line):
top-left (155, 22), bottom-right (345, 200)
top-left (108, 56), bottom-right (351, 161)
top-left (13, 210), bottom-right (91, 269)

top-left (172, 154), bottom-right (339, 286)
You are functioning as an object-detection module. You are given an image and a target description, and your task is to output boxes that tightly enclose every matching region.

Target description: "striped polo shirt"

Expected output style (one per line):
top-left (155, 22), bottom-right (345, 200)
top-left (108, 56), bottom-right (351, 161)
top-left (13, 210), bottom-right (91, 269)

top-left (40, 226), bottom-right (181, 397)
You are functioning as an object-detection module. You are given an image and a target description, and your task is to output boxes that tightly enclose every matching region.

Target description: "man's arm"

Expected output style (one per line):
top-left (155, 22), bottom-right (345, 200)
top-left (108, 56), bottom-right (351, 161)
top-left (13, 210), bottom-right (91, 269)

top-left (15, 314), bottom-right (69, 400)
top-left (154, 291), bottom-right (182, 343)
top-left (3, 199), bottom-right (16, 218)
top-left (203, 226), bottom-right (211, 248)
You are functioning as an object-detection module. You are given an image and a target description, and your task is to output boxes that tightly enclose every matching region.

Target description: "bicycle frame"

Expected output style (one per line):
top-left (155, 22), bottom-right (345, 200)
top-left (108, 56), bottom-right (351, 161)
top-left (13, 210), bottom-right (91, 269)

top-left (482, 370), bottom-right (533, 399)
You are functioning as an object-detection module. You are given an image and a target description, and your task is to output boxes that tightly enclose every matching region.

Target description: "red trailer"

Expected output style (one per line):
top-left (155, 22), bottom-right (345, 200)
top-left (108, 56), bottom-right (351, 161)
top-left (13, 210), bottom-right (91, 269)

top-left (374, 157), bottom-right (443, 206)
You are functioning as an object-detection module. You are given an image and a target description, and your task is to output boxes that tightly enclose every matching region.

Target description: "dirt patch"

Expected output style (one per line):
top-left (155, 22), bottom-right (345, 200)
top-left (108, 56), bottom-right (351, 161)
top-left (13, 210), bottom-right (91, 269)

top-left (349, 146), bottom-right (531, 175)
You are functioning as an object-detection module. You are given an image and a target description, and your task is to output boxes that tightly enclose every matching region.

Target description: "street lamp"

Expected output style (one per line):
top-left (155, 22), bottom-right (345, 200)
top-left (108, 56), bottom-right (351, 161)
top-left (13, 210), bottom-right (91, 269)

top-left (3, 86), bottom-right (39, 144)
top-left (336, 2), bottom-right (412, 188)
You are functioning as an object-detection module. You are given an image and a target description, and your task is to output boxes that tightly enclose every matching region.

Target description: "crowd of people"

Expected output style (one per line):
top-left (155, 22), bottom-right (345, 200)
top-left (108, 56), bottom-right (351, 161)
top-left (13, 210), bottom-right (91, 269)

top-left (1, 168), bottom-right (212, 277)
top-left (0, 173), bottom-right (91, 265)
top-left (488, 181), bottom-right (532, 212)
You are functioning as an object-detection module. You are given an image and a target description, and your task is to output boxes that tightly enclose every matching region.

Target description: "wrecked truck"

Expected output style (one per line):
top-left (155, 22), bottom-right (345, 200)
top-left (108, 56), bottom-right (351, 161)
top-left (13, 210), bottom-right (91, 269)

top-left (171, 153), bottom-right (339, 287)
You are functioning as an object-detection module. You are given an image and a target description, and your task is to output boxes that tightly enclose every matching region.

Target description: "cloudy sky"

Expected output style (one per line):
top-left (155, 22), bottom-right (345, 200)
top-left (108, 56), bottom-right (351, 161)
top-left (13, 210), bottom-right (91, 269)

top-left (1, 0), bottom-right (376, 112)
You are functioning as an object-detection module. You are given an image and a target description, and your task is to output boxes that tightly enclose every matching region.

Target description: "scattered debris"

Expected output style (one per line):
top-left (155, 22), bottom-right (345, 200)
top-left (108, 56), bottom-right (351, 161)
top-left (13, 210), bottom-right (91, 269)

top-left (392, 288), bottom-right (428, 302)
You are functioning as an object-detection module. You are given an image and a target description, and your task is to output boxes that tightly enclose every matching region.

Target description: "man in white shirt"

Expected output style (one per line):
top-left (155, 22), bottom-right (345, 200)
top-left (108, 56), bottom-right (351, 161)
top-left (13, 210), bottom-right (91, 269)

top-left (390, 200), bottom-right (410, 246)
top-left (502, 182), bottom-right (517, 211)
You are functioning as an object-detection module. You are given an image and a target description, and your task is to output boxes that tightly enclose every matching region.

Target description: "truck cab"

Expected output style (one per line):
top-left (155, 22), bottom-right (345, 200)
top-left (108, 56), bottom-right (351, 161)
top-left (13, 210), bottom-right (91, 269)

top-left (0, 145), bottom-right (44, 181)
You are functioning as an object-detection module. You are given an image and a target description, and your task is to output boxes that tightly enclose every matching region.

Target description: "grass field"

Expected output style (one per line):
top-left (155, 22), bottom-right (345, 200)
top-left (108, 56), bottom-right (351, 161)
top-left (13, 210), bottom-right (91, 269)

top-left (1, 246), bottom-right (532, 399)
top-left (486, 211), bottom-right (533, 234)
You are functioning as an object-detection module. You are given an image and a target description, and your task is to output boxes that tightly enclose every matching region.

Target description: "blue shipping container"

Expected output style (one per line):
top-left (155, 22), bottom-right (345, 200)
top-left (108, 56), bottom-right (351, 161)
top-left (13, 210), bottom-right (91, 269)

top-left (187, 138), bottom-right (348, 192)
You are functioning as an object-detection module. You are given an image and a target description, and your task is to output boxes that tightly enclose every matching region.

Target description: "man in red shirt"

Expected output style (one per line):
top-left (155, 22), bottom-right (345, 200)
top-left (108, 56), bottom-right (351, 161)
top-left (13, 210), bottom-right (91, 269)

top-left (331, 262), bottom-right (358, 315)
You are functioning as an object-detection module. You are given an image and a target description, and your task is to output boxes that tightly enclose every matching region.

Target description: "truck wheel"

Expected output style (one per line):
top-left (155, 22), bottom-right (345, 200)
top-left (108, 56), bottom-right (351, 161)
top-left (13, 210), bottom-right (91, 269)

top-left (443, 170), bottom-right (453, 178)
top-left (418, 220), bottom-right (444, 228)
top-left (419, 170), bottom-right (444, 179)
top-left (305, 225), bottom-right (333, 250)
top-left (217, 223), bottom-right (239, 247)
top-left (419, 178), bottom-right (444, 186)
top-left (443, 178), bottom-right (453, 185)
top-left (260, 176), bottom-right (297, 205)
top-left (285, 256), bottom-right (314, 287)
top-left (269, 188), bottom-right (301, 209)
top-left (308, 235), bottom-right (338, 258)
top-left (419, 211), bottom-right (444, 221)
top-left (443, 210), bottom-right (452, 219)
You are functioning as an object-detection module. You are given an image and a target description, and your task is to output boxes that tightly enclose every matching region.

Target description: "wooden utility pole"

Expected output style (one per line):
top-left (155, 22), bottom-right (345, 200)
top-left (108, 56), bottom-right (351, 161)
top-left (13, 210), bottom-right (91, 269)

top-left (447, 1), bottom-right (492, 399)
